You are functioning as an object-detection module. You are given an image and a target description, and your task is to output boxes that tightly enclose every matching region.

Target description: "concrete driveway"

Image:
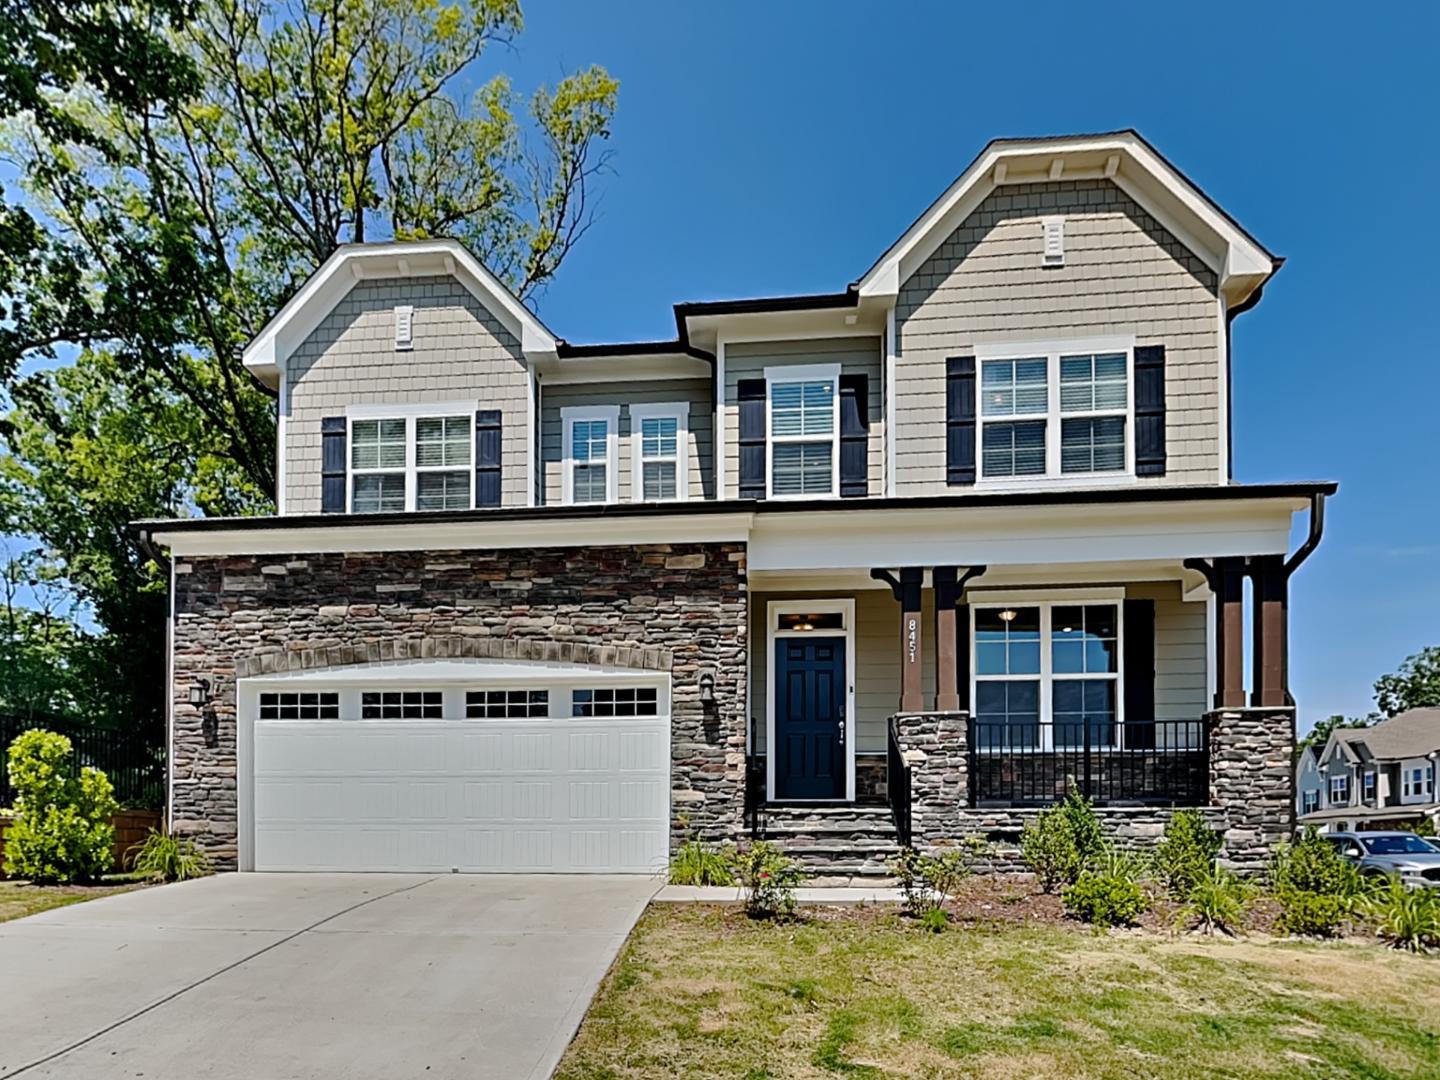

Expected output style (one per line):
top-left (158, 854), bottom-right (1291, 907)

top-left (0, 873), bottom-right (658, 1080)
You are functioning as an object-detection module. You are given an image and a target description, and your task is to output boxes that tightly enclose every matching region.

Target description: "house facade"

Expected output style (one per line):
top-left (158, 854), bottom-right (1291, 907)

top-left (1299, 709), bottom-right (1440, 833)
top-left (142, 131), bottom-right (1332, 877)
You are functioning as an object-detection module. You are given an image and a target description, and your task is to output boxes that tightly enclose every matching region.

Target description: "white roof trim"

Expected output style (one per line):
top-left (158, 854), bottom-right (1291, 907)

top-left (856, 132), bottom-right (1276, 309)
top-left (242, 239), bottom-right (558, 387)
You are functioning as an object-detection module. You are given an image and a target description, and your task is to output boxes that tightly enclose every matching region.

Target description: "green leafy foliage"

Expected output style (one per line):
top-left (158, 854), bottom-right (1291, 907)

top-left (1020, 789), bottom-right (1106, 892)
top-left (1271, 828), bottom-right (1364, 937)
top-left (2, 729), bottom-right (117, 883)
top-left (1062, 853), bottom-right (1149, 928)
top-left (1375, 647), bottom-right (1440, 718)
top-left (668, 837), bottom-right (734, 887)
top-left (918, 908), bottom-right (950, 934)
top-left (1154, 809), bottom-right (1224, 901)
top-left (128, 829), bottom-right (212, 883)
top-left (1364, 876), bottom-right (1440, 952)
top-left (891, 840), bottom-right (988, 919)
top-left (730, 841), bottom-right (805, 920)
top-left (1180, 863), bottom-right (1250, 936)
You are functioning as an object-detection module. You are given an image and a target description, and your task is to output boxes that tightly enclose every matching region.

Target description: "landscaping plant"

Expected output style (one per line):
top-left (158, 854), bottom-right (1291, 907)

top-left (128, 829), bottom-right (212, 883)
top-left (668, 837), bottom-right (734, 886)
top-left (1364, 875), bottom-right (1440, 952)
top-left (1063, 849), bottom-right (1150, 928)
top-left (1271, 827), bottom-right (1364, 937)
top-left (3, 730), bottom-right (118, 884)
top-left (1155, 809), bottom-right (1224, 901)
top-left (1020, 788), bottom-right (1106, 892)
top-left (730, 841), bottom-right (805, 919)
top-left (1179, 862), bottom-right (1250, 936)
top-left (890, 840), bottom-right (988, 919)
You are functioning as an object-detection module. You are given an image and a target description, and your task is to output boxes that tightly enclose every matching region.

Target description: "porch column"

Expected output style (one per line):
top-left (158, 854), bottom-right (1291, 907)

top-left (1186, 556), bottom-right (1246, 708)
top-left (933, 565), bottom-right (987, 712)
top-left (871, 567), bottom-right (925, 713)
top-left (1249, 555), bottom-right (1289, 708)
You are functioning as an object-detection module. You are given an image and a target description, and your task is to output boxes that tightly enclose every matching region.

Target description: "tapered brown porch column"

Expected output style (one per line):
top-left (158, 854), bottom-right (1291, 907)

top-left (933, 565), bottom-right (987, 712)
top-left (871, 567), bottom-right (925, 713)
top-left (1185, 555), bottom-right (1247, 708)
top-left (1249, 555), bottom-right (1289, 707)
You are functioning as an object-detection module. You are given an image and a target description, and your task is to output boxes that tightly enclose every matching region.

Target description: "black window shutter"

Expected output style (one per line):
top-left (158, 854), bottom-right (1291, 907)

top-left (475, 410), bottom-right (502, 508)
top-left (737, 378), bottom-right (766, 499)
top-left (1134, 344), bottom-right (1167, 477)
top-left (1123, 598), bottom-right (1156, 749)
top-left (946, 356), bottom-right (976, 486)
top-left (838, 373), bottom-right (869, 498)
top-left (956, 603), bottom-right (972, 712)
top-left (321, 416), bottom-right (347, 513)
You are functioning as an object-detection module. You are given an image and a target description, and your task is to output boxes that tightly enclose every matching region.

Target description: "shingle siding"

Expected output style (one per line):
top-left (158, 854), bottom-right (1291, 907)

top-left (283, 275), bottom-right (530, 513)
top-left (895, 179), bottom-right (1221, 493)
top-left (722, 337), bottom-right (884, 500)
top-left (538, 379), bottom-right (714, 504)
top-left (1130, 581), bottom-right (1208, 723)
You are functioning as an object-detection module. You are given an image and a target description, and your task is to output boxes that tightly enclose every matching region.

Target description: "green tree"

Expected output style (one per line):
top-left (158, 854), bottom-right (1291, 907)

top-left (1298, 713), bottom-right (1375, 754)
top-left (1, 0), bottom-right (617, 735)
top-left (1374, 647), bottom-right (1440, 718)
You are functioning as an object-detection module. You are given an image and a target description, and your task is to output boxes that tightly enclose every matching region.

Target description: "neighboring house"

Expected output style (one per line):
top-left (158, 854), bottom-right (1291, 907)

top-left (1299, 709), bottom-right (1440, 833)
top-left (140, 130), bottom-right (1333, 878)
top-left (1296, 743), bottom-right (1323, 820)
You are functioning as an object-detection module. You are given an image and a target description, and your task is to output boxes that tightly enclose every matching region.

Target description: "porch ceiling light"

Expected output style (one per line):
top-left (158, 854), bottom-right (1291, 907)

top-left (998, 609), bottom-right (1018, 623)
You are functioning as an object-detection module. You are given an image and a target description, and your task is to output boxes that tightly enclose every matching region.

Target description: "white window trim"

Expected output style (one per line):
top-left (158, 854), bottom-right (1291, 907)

top-left (764, 362), bottom-right (841, 501)
top-left (970, 597), bottom-right (1126, 752)
top-left (1363, 769), bottom-right (1377, 803)
top-left (561, 404), bottom-right (620, 506)
top-left (629, 401), bottom-right (689, 503)
top-left (1330, 774), bottom-right (1351, 806)
top-left (345, 400), bottom-right (477, 513)
top-left (764, 597), bottom-right (856, 802)
top-left (974, 335), bottom-right (1136, 489)
top-left (1302, 790), bottom-right (1319, 815)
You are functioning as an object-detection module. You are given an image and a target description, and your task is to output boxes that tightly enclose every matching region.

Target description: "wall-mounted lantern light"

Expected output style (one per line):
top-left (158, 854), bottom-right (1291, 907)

top-left (188, 678), bottom-right (211, 707)
top-left (698, 671), bottom-right (716, 705)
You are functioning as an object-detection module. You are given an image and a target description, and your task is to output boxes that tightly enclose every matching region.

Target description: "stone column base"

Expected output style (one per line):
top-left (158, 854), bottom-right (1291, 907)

top-left (1206, 706), bottom-right (1296, 873)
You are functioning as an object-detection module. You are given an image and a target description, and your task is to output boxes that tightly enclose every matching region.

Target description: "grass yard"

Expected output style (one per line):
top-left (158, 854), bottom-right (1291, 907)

top-left (557, 904), bottom-right (1440, 1079)
top-left (0, 879), bottom-right (145, 923)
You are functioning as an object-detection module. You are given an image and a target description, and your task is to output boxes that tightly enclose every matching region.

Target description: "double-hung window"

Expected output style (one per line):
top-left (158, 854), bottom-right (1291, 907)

top-left (562, 405), bottom-right (619, 504)
top-left (349, 408), bottom-right (475, 513)
top-left (630, 403), bottom-right (688, 502)
top-left (972, 601), bottom-right (1121, 751)
top-left (1363, 770), bottom-right (1377, 803)
top-left (1329, 774), bottom-right (1350, 806)
top-left (1302, 790), bottom-right (1319, 815)
top-left (1404, 765), bottom-right (1434, 800)
top-left (977, 338), bottom-right (1132, 482)
top-left (766, 365), bottom-right (838, 498)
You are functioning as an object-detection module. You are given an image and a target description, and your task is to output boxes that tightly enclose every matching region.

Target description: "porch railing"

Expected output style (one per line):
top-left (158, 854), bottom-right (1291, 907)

top-left (886, 717), bottom-right (912, 846)
top-left (968, 718), bottom-right (1208, 807)
top-left (743, 716), bottom-right (766, 835)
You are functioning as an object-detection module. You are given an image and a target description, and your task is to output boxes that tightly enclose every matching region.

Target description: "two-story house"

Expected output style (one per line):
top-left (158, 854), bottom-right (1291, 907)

top-left (1299, 709), bottom-right (1440, 833)
top-left (141, 131), bottom-right (1333, 877)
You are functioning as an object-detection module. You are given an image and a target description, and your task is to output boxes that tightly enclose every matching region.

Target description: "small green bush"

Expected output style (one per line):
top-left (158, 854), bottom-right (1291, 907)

top-left (730, 841), bottom-right (805, 919)
top-left (1063, 855), bottom-right (1149, 928)
top-left (1180, 863), bottom-right (1250, 935)
top-left (1277, 890), bottom-right (1354, 938)
top-left (1364, 876), bottom-right (1440, 952)
top-left (890, 840), bottom-right (987, 919)
top-left (669, 837), bottom-right (735, 886)
top-left (1020, 789), bottom-right (1106, 892)
top-left (3, 730), bottom-right (118, 884)
top-left (1271, 828), bottom-right (1363, 938)
top-left (128, 830), bottom-right (212, 883)
top-left (1155, 809), bottom-right (1224, 901)
top-left (918, 908), bottom-right (950, 934)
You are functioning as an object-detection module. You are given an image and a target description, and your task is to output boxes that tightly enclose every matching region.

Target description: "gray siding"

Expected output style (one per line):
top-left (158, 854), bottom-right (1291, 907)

top-left (1130, 582), bottom-right (1208, 724)
top-left (722, 337), bottom-right (884, 500)
top-left (894, 179), bottom-right (1222, 493)
top-left (283, 275), bottom-right (530, 513)
top-left (538, 379), bottom-right (714, 505)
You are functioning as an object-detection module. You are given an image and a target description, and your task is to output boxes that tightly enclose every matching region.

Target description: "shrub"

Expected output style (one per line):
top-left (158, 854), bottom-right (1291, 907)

top-left (1063, 854), bottom-right (1149, 928)
top-left (890, 840), bottom-right (987, 919)
top-left (1270, 828), bottom-right (1364, 938)
top-left (730, 841), bottom-right (805, 919)
top-left (669, 837), bottom-right (735, 886)
top-left (1180, 863), bottom-right (1250, 935)
top-left (1364, 876), bottom-right (1440, 952)
top-left (1155, 809), bottom-right (1224, 901)
top-left (128, 830), bottom-right (212, 883)
top-left (1020, 789), bottom-right (1106, 892)
top-left (3, 730), bottom-right (118, 884)
top-left (918, 908), bottom-right (950, 934)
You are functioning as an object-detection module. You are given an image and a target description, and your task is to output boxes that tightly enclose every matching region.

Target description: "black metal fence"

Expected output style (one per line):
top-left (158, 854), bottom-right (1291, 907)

top-left (969, 718), bottom-right (1208, 807)
top-left (0, 715), bottom-right (165, 810)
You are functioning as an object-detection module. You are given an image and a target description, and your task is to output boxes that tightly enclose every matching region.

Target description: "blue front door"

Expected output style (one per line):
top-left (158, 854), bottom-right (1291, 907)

top-left (774, 636), bottom-right (847, 800)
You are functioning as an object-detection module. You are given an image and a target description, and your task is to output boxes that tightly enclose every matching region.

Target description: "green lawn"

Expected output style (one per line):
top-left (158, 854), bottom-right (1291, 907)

top-left (0, 879), bottom-right (146, 923)
top-left (557, 905), bottom-right (1440, 1079)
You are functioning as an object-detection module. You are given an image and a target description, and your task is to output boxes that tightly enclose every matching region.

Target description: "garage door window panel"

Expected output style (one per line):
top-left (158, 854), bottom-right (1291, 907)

top-left (573, 687), bottom-right (659, 718)
top-left (466, 690), bottom-right (549, 719)
top-left (361, 691), bottom-right (444, 719)
top-left (259, 692), bottom-right (340, 720)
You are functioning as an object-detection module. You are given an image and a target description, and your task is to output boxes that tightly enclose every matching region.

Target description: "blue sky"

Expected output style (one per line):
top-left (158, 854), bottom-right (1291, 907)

top-left (496, 1), bottom-right (1439, 731)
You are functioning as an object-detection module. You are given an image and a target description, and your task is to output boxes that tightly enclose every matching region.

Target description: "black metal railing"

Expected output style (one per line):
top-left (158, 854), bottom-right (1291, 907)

top-left (887, 718), bottom-right (912, 846)
top-left (968, 718), bottom-right (1208, 807)
top-left (743, 716), bottom-right (766, 836)
top-left (0, 715), bottom-right (165, 809)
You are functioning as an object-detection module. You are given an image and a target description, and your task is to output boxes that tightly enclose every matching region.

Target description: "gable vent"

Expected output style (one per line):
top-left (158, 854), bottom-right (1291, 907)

top-left (1041, 216), bottom-right (1065, 267)
top-left (394, 305), bottom-right (414, 350)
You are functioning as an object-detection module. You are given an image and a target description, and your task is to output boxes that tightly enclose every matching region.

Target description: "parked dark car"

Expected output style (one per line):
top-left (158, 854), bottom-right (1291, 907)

top-left (1324, 831), bottom-right (1440, 887)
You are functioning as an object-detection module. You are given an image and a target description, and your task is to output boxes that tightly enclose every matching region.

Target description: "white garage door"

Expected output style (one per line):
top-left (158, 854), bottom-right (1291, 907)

top-left (246, 678), bottom-right (670, 874)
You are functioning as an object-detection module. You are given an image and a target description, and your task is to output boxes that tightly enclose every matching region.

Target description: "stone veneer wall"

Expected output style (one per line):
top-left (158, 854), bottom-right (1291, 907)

top-left (171, 544), bottom-right (747, 869)
top-left (894, 707), bottom-right (1295, 875)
